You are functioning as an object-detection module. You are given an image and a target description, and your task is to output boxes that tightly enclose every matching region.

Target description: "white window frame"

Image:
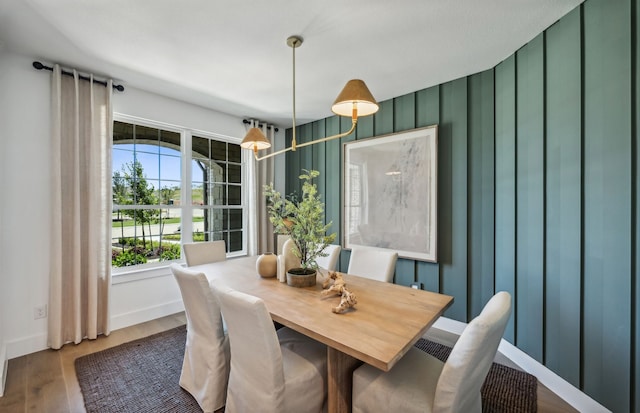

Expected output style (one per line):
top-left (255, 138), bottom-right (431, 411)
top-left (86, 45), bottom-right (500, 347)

top-left (111, 113), bottom-right (250, 279)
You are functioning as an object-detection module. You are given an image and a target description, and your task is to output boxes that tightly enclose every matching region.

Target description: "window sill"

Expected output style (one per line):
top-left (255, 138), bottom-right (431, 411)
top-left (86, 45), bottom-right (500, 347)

top-left (111, 251), bottom-right (247, 285)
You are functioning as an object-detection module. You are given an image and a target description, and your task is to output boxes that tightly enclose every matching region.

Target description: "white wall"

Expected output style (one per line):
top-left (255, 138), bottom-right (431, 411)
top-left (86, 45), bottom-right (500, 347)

top-left (0, 50), bottom-right (285, 363)
top-left (0, 46), bottom-right (9, 396)
top-left (1, 52), bottom-right (52, 360)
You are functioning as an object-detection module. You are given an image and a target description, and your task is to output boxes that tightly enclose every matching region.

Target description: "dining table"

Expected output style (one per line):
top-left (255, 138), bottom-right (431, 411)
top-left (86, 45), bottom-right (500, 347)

top-left (189, 255), bottom-right (454, 413)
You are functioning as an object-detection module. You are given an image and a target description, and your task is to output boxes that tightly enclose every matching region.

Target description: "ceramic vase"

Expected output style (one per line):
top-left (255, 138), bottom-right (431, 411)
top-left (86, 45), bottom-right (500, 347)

top-left (256, 252), bottom-right (277, 278)
top-left (282, 238), bottom-right (301, 273)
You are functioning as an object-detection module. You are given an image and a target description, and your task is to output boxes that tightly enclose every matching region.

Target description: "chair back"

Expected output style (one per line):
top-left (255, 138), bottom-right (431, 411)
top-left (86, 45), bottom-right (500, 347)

top-left (170, 263), bottom-right (230, 411)
top-left (170, 264), bottom-right (226, 341)
top-left (315, 244), bottom-right (341, 272)
top-left (433, 291), bottom-right (512, 413)
top-left (213, 284), bottom-right (286, 412)
top-left (347, 246), bottom-right (398, 283)
top-left (183, 240), bottom-right (226, 266)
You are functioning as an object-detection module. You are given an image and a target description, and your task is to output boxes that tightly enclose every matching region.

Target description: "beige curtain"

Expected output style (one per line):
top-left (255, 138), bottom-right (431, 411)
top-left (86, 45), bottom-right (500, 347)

top-left (48, 65), bottom-right (113, 349)
top-left (247, 120), bottom-right (275, 254)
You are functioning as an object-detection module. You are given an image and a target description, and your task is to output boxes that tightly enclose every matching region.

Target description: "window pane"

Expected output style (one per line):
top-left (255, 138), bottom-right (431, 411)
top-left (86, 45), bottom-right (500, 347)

top-left (211, 140), bottom-right (226, 161)
top-left (212, 161), bottom-right (225, 183)
top-left (135, 125), bottom-right (159, 145)
top-left (192, 136), bottom-right (209, 159)
top-left (161, 129), bottom-right (180, 149)
top-left (206, 184), bottom-right (225, 206)
top-left (229, 209), bottom-right (242, 230)
top-left (159, 154), bottom-right (180, 181)
top-left (228, 143), bottom-right (241, 163)
top-left (191, 159), bottom-right (207, 183)
top-left (192, 183), bottom-right (205, 205)
top-left (228, 164), bottom-right (241, 184)
top-left (228, 185), bottom-right (241, 205)
top-left (113, 121), bottom-right (133, 143)
top-left (135, 151), bottom-right (160, 181)
top-left (228, 231), bottom-right (243, 252)
top-left (159, 182), bottom-right (180, 205)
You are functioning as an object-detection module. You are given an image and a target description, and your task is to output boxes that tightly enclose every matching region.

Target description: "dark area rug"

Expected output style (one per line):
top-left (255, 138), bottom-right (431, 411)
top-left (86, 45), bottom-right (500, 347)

top-left (76, 326), bottom-right (537, 413)
top-left (75, 326), bottom-right (199, 413)
top-left (415, 338), bottom-right (537, 412)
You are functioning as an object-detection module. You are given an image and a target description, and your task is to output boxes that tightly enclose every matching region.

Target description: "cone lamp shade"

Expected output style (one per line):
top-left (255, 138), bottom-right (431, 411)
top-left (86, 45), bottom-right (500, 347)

top-left (331, 79), bottom-right (379, 117)
top-left (241, 127), bottom-right (271, 151)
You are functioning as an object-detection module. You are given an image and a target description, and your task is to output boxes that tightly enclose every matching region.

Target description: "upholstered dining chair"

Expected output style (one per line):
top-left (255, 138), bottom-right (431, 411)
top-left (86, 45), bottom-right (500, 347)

top-left (183, 240), bottom-right (226, 266)
top-left (347, 246), bottom-right (398, 283)
top-left (212, 284), bottom-right (328, 413)
top-left (170, 264), bottom-right (230, 413)
top-left (315, 244), bottom-right (341, 273)
top-left (352, 291), bottom-right (512, 413)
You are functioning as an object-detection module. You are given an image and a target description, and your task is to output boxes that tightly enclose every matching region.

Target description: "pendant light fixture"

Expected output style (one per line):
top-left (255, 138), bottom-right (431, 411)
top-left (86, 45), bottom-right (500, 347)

top-left (241, 35), bottom-right (379, 161)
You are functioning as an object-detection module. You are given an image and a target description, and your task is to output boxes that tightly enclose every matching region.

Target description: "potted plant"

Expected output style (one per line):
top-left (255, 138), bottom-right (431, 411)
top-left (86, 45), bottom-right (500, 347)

top-left (264, 169), bottom-right (336, 287)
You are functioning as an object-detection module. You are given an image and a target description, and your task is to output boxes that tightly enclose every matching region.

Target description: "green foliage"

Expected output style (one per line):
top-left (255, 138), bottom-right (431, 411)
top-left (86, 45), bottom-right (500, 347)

top-left (264, 169), bottom-right (336, 270)
top-left (158, 244), bottom-right (181, 261)
top-left (112, 249), bottom-right (147, 266)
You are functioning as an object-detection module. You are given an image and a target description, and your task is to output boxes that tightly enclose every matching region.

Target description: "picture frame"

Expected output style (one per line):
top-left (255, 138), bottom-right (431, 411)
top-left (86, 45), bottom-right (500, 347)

top-left (342, 125), bottom-right (438, 262)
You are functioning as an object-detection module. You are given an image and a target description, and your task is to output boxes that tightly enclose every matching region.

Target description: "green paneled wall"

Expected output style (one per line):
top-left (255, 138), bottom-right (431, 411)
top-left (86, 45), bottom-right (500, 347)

top-left (545, 6), bottom-right (582, 388)
top-left (438, 79), bottom-right (468, 321)
top-left (583, 1), bottom-right (632, 411)
top-left (516, 33), bottom-right (545, 363)
top-left (280, 0), bottom-right (636, 410)
top-left (468, 70), bottom-right (495, 318)
top-left (495, 54), bottom-right (517, 343)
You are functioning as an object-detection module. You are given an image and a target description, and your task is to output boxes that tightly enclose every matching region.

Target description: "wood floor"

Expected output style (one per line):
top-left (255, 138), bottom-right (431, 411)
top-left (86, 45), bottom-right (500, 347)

top-left (0, 313), bottom-right (576, 413)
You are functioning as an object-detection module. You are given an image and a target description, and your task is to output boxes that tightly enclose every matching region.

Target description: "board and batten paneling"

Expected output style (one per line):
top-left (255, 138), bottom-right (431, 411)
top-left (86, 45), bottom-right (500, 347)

top-left (516, 33), bottom-right (545, 363)
top-left (468, 69), bottom-right (495, 318)
top-left (416, 86), bottom-right (441, 293)
top-left (281, 1), bottom-right (635, 410)
top-left (494, 54), bottom-right (517, 343)
top-left (438, 78), bottom-right (468, 321)
top-left (583, 1), bottom-right (632, 411)
top-left (544, 5), bottom-right (582, 389)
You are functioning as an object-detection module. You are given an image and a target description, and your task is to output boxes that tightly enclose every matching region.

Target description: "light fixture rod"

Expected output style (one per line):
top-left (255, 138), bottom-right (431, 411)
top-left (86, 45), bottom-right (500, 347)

top-left (287, 36), bottom-right (303, 151)
top-left (251, 120), bottom-right (357, 161)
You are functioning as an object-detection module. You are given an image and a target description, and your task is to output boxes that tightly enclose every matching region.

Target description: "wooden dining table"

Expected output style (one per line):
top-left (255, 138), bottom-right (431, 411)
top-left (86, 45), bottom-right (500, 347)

top-left (189, 256), bottom-right (453, 413)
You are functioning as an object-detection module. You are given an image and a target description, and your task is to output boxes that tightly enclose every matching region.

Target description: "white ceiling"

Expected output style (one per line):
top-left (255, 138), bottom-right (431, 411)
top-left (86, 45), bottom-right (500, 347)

top-left (0, 0), bottom-right (583, 128)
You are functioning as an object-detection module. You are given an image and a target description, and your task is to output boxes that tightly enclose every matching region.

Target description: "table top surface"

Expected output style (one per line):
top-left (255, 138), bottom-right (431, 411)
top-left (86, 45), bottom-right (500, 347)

top-left (190, 256), bottom-right (454, 372)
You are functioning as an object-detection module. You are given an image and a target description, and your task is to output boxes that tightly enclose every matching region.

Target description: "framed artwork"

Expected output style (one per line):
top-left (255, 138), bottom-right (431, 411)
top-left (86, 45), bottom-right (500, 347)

top-left (342, 125), bottom-right (438, 262)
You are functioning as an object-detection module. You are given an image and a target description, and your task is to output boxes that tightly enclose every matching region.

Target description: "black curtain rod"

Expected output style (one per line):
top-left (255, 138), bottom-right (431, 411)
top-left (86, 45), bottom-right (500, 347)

top-left (242, 118), bottom-right (279, 132)
top-left (32, 61), bottom-right (125, 92)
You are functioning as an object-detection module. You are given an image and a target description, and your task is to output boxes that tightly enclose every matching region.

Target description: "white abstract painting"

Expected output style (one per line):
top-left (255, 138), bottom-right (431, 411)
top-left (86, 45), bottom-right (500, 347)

top-left (343, 126), bottom-right (438, 262)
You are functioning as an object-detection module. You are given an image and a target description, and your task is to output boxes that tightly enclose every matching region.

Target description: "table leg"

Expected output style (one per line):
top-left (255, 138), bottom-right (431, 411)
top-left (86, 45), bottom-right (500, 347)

top-left (327, 347), bottom-right (362, 413)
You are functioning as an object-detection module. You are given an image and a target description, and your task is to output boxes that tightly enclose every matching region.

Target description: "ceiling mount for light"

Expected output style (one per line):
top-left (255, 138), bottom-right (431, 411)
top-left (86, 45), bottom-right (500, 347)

top-left (241, 35), bottom-right (379, 161)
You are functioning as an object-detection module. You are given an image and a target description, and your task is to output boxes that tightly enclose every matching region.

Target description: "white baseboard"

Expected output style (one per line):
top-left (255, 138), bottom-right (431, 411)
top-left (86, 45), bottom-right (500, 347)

top-left (0, 343), bottom-right (6, 397)
top-left (110, 299), bottom-right (184, 331)
top-left (6, 332), bottom-right (47, 360)
top-left (4, 300), bottom-right (185, 362)
top-left (430, 317), bottom-right (611, 413)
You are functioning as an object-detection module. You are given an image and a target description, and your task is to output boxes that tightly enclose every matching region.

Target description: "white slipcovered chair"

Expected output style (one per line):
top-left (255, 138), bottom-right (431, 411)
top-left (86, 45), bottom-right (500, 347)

top-left (315, 244), bottom-right (341, 273)
top-left (212, 284), bottom-right (328, 413)
top-left (183, 240), bottom-right (226, 266)
top-left (347, 246), bottom-right (398, 283)
top-left (170, 264), bottom-right (230, 413)
top-left (352, 291), bottom-right (512, 413)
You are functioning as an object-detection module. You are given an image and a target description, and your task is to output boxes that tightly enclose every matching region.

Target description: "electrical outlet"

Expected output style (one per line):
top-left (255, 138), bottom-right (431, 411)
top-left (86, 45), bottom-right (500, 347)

top-left (410, 282), bottom-right (423, 290)
top-left (34, 305), bottom-right (47, 319)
